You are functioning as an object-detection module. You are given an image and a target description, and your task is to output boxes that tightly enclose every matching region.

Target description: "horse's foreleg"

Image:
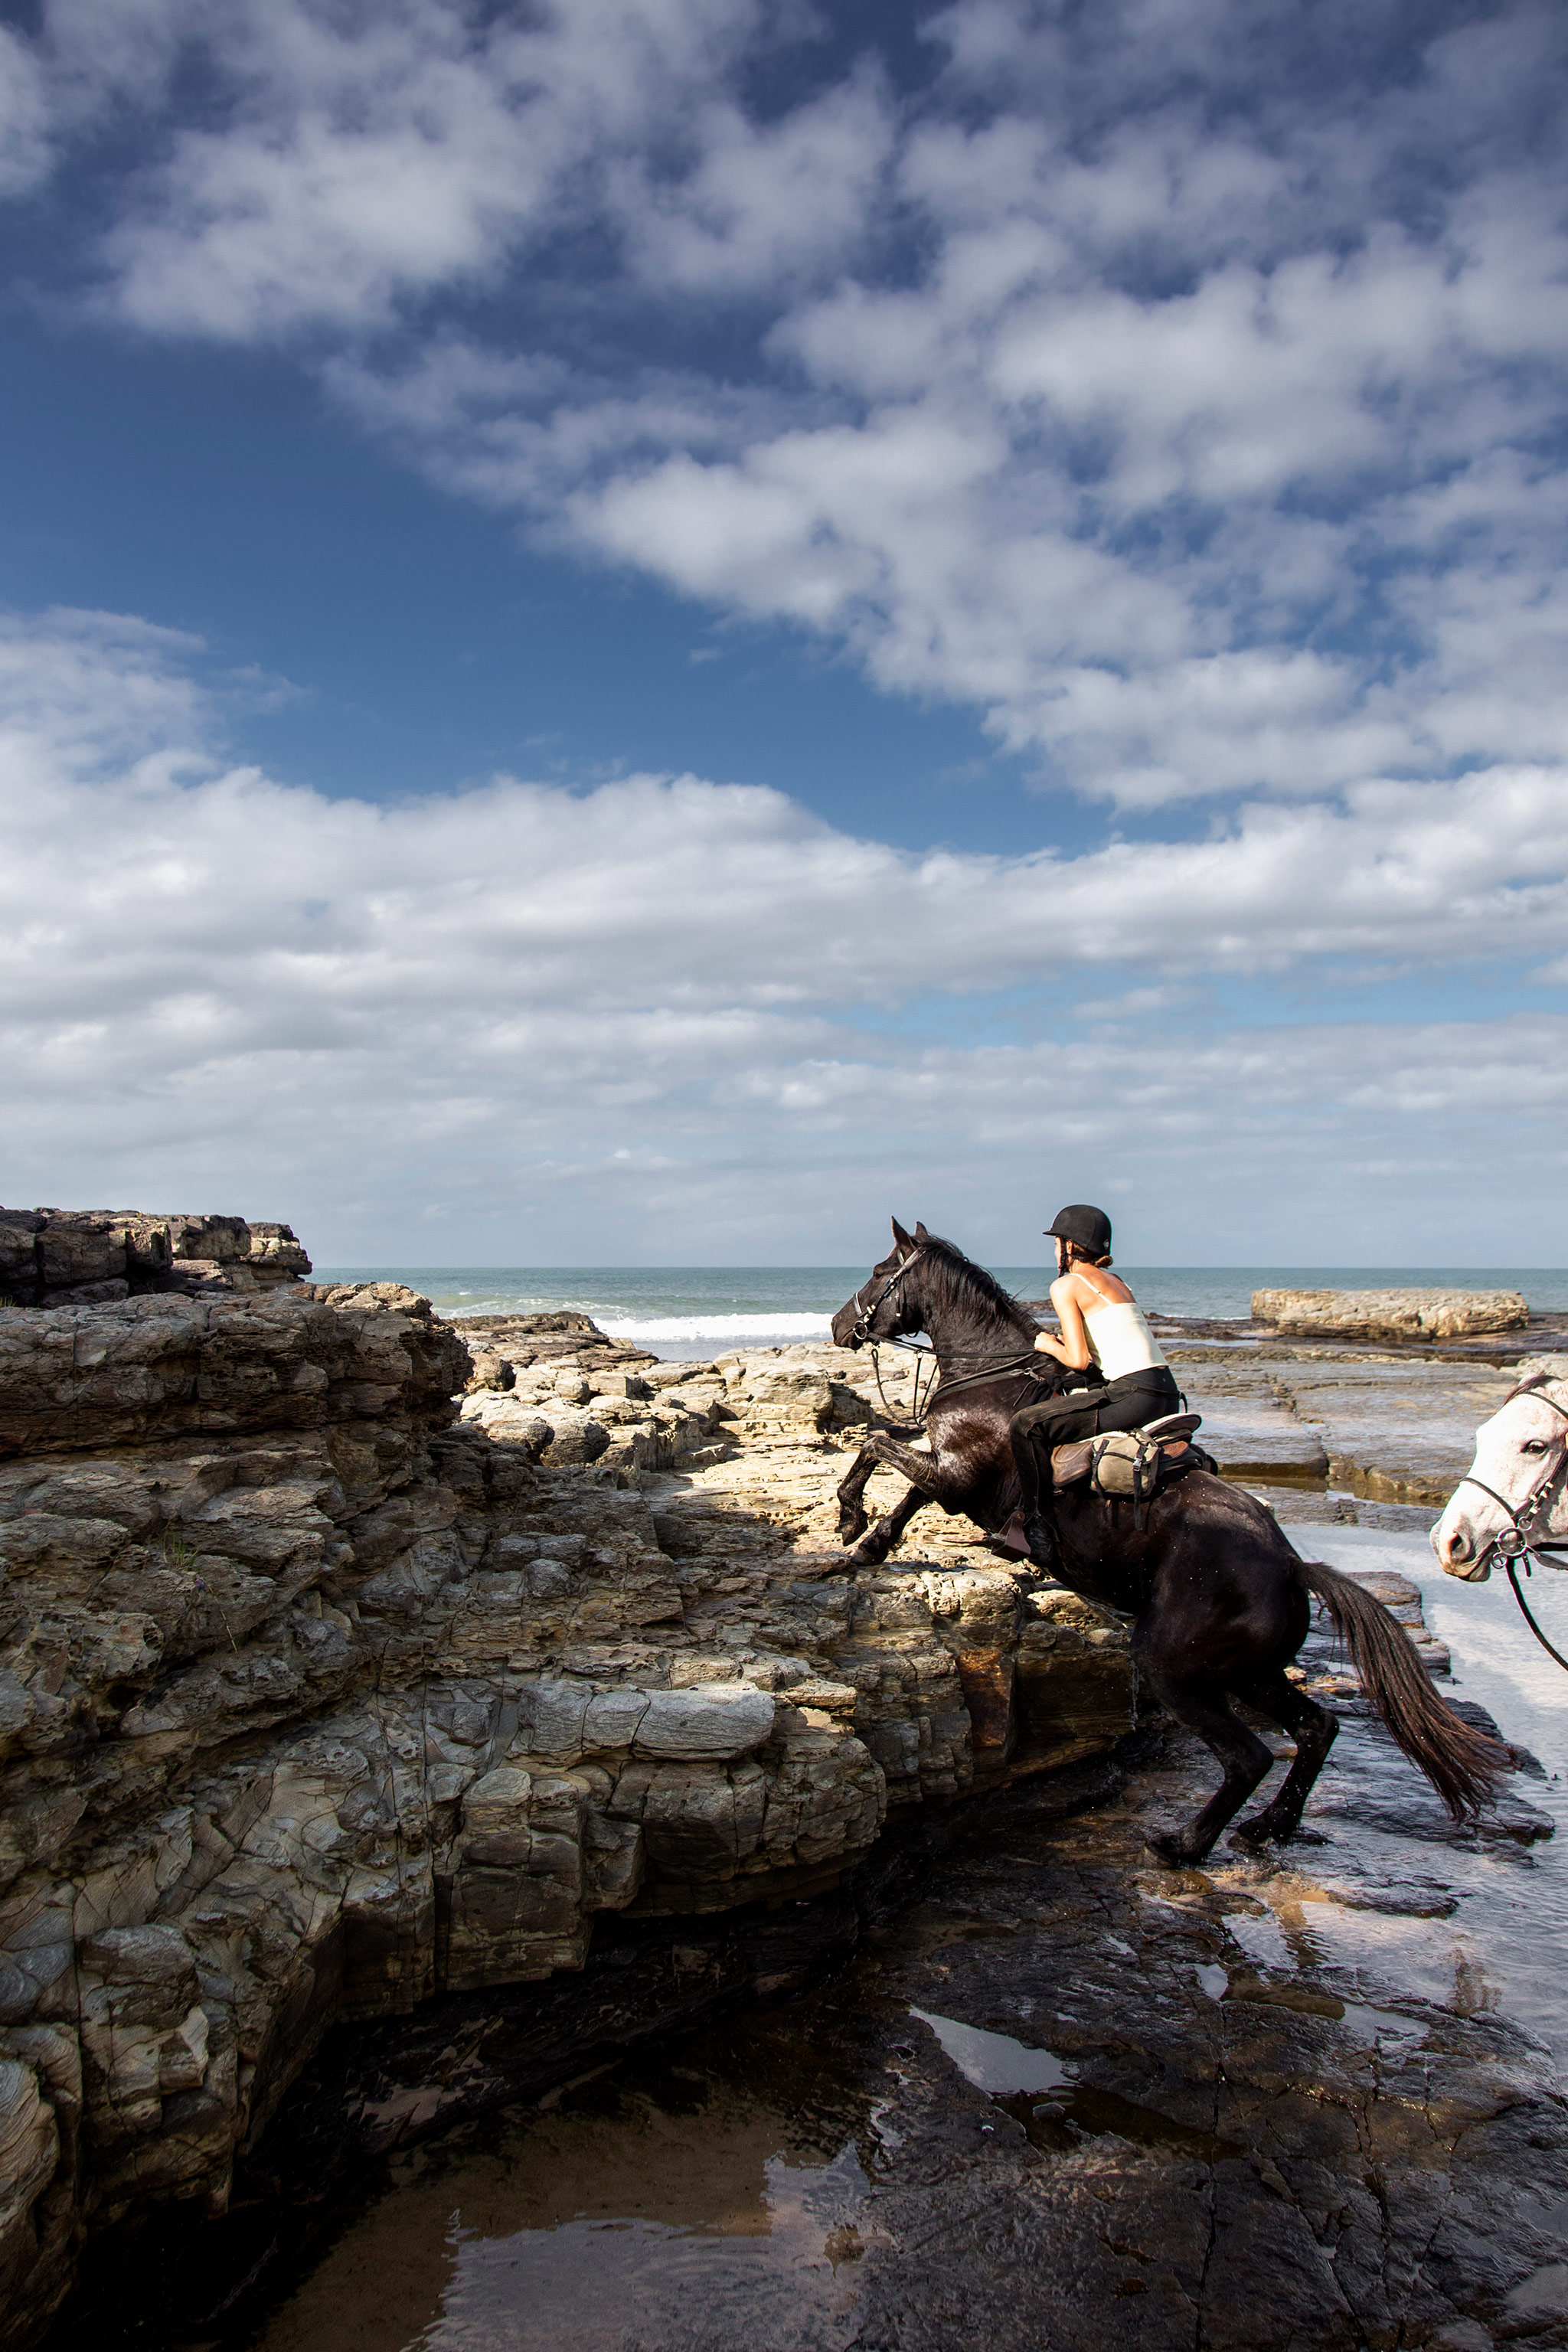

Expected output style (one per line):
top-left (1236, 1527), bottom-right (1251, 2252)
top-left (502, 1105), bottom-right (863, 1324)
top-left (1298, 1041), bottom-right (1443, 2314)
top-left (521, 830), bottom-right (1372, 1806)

top-left (1228, 1671), bottom-right (1338, 1850)
top-left (843, 1434), bottom-right (975, 1567)
top-left (835, 1445), bottom-right (879, 1540)
top-left (847, 1481), bottom-right (929, 1567)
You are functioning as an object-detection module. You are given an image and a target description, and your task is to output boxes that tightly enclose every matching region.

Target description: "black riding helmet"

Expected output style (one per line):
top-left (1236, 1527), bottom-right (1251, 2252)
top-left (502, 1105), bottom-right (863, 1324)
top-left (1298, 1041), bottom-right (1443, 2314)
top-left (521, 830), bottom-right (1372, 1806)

top-left (1046, 1203), bottom-right (1112, 1258)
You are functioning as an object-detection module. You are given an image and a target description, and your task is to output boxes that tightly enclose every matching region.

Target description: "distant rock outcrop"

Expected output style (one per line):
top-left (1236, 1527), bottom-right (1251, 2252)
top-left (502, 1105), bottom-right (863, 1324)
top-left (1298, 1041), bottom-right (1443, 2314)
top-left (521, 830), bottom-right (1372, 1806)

top-left (1251, 1285), bottom-right (1529, 1343)
top-left (0, 1208), bottom-right (311, 1308)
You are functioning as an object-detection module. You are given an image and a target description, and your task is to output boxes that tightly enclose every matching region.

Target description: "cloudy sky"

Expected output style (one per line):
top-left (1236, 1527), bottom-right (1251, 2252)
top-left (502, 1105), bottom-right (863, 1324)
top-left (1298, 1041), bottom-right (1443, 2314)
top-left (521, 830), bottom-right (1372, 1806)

top-left (2, 0), bottom-right (1565, 1268)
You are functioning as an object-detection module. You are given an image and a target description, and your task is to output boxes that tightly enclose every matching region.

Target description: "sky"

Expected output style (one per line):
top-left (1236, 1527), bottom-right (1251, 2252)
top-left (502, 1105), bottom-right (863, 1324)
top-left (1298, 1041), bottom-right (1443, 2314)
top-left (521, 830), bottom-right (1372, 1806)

top-left (0, 0), bottom-right (1566, 1268)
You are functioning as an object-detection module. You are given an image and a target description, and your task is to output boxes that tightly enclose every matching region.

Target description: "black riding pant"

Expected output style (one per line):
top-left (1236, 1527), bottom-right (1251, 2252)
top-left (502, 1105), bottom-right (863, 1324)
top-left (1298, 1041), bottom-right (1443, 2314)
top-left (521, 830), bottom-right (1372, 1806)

top-left (1010, 1367), bottom-right (1181, 1517)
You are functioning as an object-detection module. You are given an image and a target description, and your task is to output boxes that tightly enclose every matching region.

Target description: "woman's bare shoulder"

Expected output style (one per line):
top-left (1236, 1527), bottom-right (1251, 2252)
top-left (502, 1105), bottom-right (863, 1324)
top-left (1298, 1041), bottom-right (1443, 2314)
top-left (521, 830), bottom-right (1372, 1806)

top-left (1079, 1268), bottom-right (1135, 1308)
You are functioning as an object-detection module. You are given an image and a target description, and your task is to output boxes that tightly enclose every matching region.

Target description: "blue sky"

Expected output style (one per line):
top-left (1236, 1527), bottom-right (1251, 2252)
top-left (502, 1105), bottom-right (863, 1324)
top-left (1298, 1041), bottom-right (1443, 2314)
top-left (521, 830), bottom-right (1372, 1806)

top-left (1, 0), bottom-right (1566, 1266)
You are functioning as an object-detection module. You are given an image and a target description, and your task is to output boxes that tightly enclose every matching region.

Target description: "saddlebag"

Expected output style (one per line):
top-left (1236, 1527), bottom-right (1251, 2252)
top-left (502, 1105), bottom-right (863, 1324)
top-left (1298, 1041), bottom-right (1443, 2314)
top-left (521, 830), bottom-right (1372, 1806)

top-left (1051, 1415), bottom-right (1210, 1530)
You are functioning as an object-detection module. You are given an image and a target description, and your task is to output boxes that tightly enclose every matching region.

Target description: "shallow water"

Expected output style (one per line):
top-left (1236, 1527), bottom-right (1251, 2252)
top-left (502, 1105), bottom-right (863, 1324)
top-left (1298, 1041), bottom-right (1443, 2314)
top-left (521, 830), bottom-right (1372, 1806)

top-left (249, 2048), bottom-right (876, 2352)
top-left (1266, 1515), bottom-right (1568, 2066)
top-left (228, 1516), bottom-right (1568, 2352)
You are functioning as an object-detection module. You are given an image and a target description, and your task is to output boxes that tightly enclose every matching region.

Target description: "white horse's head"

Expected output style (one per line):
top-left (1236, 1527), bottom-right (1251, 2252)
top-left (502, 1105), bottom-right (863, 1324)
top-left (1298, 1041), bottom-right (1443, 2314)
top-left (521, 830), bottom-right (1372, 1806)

top-left (1432, 1361), bottom-right (1568, 1579)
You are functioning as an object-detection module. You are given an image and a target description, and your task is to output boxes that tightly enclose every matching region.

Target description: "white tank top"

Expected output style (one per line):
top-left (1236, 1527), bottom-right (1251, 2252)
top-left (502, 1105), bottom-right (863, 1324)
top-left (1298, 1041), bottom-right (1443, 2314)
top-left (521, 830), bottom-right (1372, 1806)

top-left (1083, 1298), bottom-right (1168, 1380)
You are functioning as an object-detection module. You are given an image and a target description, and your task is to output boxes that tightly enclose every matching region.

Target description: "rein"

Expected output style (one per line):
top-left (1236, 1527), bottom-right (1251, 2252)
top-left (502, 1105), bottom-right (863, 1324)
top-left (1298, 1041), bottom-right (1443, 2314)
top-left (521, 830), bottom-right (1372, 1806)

top-left (851, 1246), bottom-right (1054, 1428)
top-left (869, 1339), bottom-right (1051, 1424)
top-left (1456, 1384), bottom-right (1568, 1671)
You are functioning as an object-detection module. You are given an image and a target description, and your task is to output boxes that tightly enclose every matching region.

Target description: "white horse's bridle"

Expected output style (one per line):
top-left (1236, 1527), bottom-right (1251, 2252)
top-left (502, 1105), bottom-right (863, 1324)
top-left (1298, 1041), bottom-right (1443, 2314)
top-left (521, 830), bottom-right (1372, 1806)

top-left (1455, 1379), bottom-right (1568, 1670)
top-left (1455, 1381), bottom-right (1568, 1568)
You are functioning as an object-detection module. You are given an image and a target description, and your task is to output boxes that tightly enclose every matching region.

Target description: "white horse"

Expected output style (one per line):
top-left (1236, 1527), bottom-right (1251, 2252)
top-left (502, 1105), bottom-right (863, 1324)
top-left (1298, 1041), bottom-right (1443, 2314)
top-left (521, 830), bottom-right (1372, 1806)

top-left (1432, 1364), bottom-right (1568, 1638)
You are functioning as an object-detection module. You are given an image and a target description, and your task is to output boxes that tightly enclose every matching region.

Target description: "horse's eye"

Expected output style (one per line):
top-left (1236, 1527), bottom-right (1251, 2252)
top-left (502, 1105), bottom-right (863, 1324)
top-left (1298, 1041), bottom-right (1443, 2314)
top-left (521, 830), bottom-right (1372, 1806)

top-left (1522, 1440), bottom-right (1550, 1455)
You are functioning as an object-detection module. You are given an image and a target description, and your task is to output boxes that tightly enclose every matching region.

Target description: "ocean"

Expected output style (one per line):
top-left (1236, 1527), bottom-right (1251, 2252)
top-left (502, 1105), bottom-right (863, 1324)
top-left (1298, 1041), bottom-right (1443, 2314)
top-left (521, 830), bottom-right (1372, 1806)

top-left (310, 1264), bottom-right (1568, 1357)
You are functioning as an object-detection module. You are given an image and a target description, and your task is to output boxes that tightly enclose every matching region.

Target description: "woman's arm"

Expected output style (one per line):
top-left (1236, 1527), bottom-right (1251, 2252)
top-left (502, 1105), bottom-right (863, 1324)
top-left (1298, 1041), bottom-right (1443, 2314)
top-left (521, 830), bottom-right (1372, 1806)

top-left (1032, 1275), bottom-right (1095, 1370)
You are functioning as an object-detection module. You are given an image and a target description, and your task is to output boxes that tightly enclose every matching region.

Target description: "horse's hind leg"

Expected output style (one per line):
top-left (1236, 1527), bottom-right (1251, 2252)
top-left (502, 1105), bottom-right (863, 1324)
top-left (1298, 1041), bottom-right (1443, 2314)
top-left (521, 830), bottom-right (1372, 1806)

top-left (1229, 1670), bottom-right (1338, 1850)
top-left (1140, 1670), bottom-right (1276, 1867)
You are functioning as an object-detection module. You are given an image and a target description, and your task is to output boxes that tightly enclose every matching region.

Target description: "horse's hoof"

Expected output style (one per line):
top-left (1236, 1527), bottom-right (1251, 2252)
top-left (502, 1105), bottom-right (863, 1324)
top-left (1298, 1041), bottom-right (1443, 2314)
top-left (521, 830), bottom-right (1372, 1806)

top-left (1229, 1816), bottom-right (1277, 1851)
top-left (848, 1538), bottom-right (889, 1570)
top-left (1144, 1829), bottom-right (1199, 1867)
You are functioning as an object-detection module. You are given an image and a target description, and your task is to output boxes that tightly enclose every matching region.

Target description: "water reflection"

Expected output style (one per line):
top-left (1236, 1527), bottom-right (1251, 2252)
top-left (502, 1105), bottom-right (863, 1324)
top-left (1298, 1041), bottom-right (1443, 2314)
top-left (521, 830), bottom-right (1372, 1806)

top-left (1243, 1517), bottom-right (1568, 2068)
top-left (908, 2007), bottom-right (1073, 2094)
top-left (251, 2064), bottom-right (873, 2352)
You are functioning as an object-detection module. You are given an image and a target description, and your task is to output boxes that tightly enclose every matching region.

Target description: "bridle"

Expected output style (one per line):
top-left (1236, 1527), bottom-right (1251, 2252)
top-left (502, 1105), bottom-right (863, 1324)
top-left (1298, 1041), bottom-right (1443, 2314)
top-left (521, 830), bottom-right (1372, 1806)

top-left (848, 1244), bottom-right (1054, 1424)
top-left (1455, 1382), bottom-right (1568, 1671)
top-left (849, 1248), bottom-right (924, 1346)
top-left (848, 1250), bottom-right (942, 1419)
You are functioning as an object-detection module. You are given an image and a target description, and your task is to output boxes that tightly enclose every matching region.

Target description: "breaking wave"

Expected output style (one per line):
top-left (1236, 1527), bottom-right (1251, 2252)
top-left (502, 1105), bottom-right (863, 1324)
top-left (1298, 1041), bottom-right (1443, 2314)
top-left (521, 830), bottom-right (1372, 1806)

top-left (598, 1312), bottom-right (835, 1342)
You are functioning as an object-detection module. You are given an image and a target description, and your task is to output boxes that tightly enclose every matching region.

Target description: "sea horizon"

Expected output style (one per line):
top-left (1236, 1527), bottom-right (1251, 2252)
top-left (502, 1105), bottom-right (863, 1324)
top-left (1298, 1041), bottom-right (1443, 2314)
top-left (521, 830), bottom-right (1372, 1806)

top-left (309, 1263), bottom-right (1568, 1354)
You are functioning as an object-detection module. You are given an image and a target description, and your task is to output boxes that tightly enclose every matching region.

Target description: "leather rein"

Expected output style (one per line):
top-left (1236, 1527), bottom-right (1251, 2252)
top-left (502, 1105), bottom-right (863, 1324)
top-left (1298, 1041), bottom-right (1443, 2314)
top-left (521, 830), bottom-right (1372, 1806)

top-left (850, 1247), bottom-right (1053, 1426)
top-left (1455, 1383), bottom-right (1568, 1672)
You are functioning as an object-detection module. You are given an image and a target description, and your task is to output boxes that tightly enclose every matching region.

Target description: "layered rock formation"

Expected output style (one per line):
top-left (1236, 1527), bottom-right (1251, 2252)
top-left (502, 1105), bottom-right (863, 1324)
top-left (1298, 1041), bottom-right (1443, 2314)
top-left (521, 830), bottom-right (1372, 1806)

top-left (0, 1288), bottom-right (1139, 2345)
top-left (0, 1209), bottom-right (311, 1309)
top-left (1251, 1286), bottom-right (1529, 1342)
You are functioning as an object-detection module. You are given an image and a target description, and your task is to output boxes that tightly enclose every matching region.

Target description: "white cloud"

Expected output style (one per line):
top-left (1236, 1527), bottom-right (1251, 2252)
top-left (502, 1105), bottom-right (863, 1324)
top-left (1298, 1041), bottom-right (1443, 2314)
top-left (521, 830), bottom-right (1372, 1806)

top-left (0, 26), bottom-right (50, 198)
top-left (9, 2), bottom-right (1566, 807)
top-left (2, 608), bottom-right (1566, 1259)
top-left (58, 0), bottom-right (828, 336)
top-left (5, 9), bottom-right (1568, 1255)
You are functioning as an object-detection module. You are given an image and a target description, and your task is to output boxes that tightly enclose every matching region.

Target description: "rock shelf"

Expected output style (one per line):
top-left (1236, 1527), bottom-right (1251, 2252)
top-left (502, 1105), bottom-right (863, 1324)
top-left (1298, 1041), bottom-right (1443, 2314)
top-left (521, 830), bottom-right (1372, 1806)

top-left (0, 1276), bottom-right (1554, 2348)
top-left (0, 1292), bottom-right (1140, 2340)
top-left (1251, 1287), bottom-right (1531, 1344)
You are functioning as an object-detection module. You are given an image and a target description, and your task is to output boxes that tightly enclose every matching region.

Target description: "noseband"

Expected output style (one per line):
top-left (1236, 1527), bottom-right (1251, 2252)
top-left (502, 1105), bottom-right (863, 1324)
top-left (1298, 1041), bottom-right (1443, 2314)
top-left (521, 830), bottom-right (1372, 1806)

top-left (849, 1248), bottom-right (923, 1345)
top-left (1455, 1383), bottom-right (1568, 1671)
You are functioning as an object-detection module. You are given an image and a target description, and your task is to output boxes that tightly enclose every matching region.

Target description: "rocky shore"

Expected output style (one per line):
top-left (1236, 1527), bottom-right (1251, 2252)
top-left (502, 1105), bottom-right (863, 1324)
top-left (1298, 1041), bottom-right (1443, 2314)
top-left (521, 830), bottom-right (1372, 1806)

top-left (0, 1234), bottom-right (1562, 2350)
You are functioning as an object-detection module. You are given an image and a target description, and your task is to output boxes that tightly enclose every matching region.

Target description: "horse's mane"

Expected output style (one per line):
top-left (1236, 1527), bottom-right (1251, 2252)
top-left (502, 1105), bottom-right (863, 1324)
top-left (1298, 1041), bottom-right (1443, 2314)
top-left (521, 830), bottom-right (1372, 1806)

top-left (918, 1232), bottom-right (1037, 1341)
top-left (1503, 1366), bottom-right (1568, 1407)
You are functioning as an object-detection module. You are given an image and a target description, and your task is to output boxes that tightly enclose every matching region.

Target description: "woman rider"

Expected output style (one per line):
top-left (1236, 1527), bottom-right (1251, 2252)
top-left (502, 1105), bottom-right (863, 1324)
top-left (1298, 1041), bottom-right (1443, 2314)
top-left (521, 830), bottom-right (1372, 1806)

top-left (1009, 1204), bottom-right (1181, 1570)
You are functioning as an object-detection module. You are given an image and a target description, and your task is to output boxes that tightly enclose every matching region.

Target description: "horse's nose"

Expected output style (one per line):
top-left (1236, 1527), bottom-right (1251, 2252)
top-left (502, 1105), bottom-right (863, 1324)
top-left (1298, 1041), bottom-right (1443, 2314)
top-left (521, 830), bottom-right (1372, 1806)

top-left (1432, 1513), bottom-right (1475, 1571)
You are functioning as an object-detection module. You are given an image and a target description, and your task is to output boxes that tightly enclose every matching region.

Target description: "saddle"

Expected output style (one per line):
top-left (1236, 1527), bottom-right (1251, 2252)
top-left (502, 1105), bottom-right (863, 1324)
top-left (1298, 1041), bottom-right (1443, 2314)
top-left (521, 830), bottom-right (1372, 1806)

top-left (1052, 1413), bottom-right (1211, 1530)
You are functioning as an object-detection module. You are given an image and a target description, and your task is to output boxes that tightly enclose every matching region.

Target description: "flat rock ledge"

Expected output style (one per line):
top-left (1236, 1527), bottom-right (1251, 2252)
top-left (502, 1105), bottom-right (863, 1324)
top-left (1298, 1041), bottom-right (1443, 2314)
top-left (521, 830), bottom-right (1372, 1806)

top-left (1253, 1287), bottom-right (1530, 1343)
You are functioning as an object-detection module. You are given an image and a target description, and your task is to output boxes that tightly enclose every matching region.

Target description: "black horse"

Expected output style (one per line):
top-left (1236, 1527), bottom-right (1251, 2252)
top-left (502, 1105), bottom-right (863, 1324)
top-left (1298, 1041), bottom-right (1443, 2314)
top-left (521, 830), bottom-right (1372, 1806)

top-left (831, 1221), bottom-right (1508, 1863)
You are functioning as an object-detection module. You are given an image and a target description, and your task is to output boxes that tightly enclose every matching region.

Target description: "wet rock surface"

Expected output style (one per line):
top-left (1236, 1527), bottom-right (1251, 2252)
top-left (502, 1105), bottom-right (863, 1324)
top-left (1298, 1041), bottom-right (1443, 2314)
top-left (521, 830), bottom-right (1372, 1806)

top-left (6, 1281), bottom-right (1564, 2350)
top-left (94, 1657), bottom-right (1568, 2352)
top-left (1173, 1354), bottom-right (1522, 1508)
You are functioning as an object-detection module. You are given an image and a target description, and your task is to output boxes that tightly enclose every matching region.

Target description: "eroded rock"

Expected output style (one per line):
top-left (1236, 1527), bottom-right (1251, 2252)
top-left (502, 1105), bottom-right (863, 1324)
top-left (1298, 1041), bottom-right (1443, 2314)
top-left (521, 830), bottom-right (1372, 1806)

top-left (0, 1210), bottom-right (310, 1308)
top-left (1253, 1287), bottom-right (1530, 1342)
top-left (0, 1289), bottom-right (1155, 2344)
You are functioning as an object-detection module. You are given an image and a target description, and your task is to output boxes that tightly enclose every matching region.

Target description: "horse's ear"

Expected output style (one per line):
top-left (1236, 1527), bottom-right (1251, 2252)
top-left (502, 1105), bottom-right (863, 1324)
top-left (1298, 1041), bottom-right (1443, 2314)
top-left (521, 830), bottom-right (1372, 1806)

top-left (891, 1217), bottom-right (914, 1251)
top-left (913, 1220), bottom-right (929, 1242)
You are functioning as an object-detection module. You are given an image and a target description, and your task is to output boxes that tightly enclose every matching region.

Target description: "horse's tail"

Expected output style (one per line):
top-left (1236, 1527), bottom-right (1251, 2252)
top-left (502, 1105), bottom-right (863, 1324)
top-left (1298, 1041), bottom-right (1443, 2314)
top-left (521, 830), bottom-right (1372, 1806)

top-left (1299, 1560), bottom-right (1508, 1820)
